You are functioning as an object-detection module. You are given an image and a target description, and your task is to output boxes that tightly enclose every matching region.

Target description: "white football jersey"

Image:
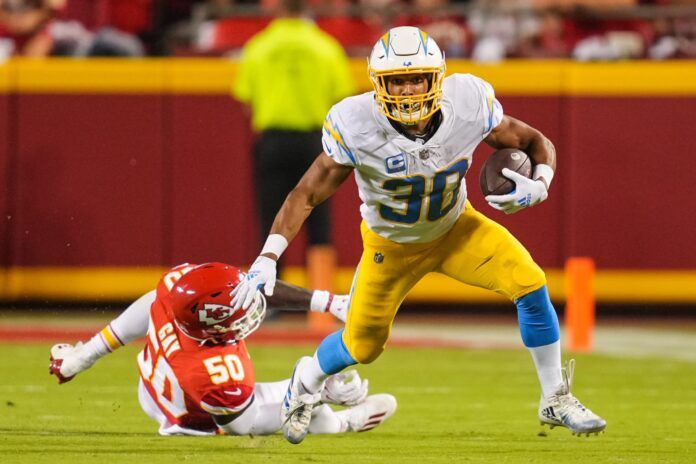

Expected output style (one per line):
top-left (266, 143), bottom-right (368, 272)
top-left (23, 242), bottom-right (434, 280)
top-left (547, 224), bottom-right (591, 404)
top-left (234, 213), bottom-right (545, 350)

top-left (322, 73), bottom-right (504, 243)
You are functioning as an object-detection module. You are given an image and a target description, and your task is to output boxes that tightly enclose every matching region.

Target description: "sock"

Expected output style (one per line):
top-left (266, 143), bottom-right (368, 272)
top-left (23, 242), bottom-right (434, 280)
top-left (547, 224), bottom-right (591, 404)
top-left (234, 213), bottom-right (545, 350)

top-left (515, 286), bottom-right (563, 398)
top-left (516, 286), bottom-right (560, 348)
top-left (528, 340), bottom-right (563, 398)
top-left (300, 352), bottom-right (332, 393)
top-left (83, 290), bottom-right (156, 360)
top-left (300, 329), bottom-right (357, 393)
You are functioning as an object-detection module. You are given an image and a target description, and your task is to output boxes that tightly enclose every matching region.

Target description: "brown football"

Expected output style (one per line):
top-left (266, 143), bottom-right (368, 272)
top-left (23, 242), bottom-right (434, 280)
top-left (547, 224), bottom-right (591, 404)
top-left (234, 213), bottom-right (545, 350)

top-left (479, 148), bottom-right (532, 196)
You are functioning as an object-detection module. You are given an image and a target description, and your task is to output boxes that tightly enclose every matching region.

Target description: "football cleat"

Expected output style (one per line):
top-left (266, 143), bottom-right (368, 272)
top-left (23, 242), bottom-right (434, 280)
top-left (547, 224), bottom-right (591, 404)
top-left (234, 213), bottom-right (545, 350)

top-left (337, 394), bottom-right (398, 432)
top-left (281, 356), bottom-right (322, 444)
top-left (321, 369), bottom-right (368, 406)
top-left (49, 342), bottom-right (97, 384)
top-left (538, 359), bottom-right (607, 436)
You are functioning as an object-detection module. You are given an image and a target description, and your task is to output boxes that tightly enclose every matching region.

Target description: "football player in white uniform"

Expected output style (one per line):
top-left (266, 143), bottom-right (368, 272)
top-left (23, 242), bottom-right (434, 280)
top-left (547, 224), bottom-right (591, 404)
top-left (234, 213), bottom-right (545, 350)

top-left (232, 26), bottom-right (606, 443)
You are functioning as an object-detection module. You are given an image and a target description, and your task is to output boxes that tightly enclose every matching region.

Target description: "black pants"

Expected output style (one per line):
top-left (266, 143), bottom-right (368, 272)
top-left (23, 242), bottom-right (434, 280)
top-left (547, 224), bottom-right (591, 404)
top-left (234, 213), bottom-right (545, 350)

top-left (254, 129), bottom-right (331, 247)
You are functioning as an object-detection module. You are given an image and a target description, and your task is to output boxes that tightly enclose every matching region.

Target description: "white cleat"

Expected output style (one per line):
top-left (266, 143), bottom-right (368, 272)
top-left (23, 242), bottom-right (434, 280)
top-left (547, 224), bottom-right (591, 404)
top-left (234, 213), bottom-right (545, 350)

top-left (321, 369), bottom-right (368, 407)
top-left (281, 356), bottom-right (321, 444)
top-left (338, 394), bottom-right (398, 433)
top-left (538, 359), bottom-right (607, 436)
top-left (48, 342), bottom-right (97, 384)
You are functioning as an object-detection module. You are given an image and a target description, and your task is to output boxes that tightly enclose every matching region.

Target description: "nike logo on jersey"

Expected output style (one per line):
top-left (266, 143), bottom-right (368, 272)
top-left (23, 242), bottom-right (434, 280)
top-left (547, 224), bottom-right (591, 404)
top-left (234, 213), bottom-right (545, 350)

top-left (224, 388), bottom-right (243, 396)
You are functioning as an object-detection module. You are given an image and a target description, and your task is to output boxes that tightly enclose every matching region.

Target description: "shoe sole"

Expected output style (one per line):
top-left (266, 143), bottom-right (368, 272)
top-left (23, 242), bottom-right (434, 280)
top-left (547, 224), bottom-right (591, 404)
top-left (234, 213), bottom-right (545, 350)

top-left (539, 420), bottom-right (607, 436)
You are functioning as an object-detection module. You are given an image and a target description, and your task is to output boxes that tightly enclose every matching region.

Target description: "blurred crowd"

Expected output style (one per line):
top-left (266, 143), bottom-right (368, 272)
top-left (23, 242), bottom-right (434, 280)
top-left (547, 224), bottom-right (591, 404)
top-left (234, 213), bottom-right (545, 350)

top-left (1, 0), bottom-right (695, 60)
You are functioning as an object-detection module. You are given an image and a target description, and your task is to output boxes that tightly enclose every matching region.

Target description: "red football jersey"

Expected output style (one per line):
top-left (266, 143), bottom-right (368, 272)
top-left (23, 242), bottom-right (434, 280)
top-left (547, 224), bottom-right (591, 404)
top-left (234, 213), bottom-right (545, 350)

top-left (137, 264), bottom-right (256, 433)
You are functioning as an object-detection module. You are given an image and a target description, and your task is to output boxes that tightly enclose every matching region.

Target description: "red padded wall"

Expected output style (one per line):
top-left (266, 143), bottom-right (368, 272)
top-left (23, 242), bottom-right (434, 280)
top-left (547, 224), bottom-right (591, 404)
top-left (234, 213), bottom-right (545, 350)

top-left (564, 97), bottom-right (696, 269)
top-left (167, 95), bottom-right (258, 266)
top-left (0, 94), bottom-right (10, 266)
top-left (11, 95), bottom-right (165, 266)
top-left (467, 96), bottom-right (565, 268)
top-left (6, 92), bottom-right (696, 270)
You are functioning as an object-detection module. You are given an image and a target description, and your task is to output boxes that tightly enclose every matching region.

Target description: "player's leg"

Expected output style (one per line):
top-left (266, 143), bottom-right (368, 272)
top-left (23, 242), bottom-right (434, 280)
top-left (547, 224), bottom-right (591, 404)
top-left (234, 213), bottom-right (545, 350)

top-left (436, 204), bottom-right (605, 434)
top-left (282, 223), bottom-right (434, 443)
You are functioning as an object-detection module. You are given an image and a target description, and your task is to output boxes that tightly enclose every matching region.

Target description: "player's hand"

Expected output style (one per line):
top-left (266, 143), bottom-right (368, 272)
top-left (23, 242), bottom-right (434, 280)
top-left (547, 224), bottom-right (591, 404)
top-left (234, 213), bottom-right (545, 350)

top-left (311, 291), bottom-right (350, 323)
top-left (49, 342), bottom-right (97, 384)
top-left (231, 256), bottom-right (277, 310)
top-left (321, 369), bottom-right (368, 406)
top-left (328, 294), bottom-right (350, 323)
top-left (485, 168), bottom-right (548, 214)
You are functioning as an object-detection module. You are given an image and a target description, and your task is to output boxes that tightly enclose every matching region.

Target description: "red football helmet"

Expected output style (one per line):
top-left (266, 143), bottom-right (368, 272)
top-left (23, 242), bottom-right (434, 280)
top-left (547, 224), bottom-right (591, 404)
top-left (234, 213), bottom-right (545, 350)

top-left (161, 262), bottom-right (266, 343)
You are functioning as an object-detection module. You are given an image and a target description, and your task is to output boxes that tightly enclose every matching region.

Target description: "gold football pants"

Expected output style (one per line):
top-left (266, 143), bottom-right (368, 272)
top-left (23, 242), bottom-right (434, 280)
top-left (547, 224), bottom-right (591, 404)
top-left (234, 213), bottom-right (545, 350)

top-left (342, 203), bottom-right (546, 363)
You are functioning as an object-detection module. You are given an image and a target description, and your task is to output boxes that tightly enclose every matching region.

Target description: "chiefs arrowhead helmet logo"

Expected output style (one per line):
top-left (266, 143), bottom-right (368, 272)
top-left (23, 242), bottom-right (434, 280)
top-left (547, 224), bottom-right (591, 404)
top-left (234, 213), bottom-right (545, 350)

top-left (199, 304), bottom-right (237, 326)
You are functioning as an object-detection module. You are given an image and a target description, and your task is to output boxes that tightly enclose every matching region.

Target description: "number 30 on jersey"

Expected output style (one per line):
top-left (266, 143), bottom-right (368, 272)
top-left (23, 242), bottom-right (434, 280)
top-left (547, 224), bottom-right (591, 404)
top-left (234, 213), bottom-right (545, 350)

top-left (379, 158), bottom-right (469, 224)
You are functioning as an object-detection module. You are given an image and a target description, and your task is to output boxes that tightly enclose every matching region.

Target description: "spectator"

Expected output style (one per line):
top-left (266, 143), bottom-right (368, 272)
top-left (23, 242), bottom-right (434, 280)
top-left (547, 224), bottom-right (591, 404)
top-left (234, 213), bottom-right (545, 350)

top-left (468, 0), bottom-right (522, 62)
top-left (396, 0), bottom-right (470, 58)
top-left (517, 8), bottom-right (570, 58)
top-left (233, 0), bottom-right (354, 270)
top-left (0, 0), bottom-right (65, 57)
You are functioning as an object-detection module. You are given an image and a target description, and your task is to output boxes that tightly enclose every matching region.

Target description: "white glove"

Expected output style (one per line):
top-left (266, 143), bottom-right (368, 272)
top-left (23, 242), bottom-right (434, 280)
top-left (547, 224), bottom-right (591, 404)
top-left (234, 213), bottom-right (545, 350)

top-left (49, 342), bottom-right (98, 384)
top-left (311, 291), bottom-right (350, 323)
top-left (328, 294), bottom-right (350, 323)
top-left (321, 369), bottom-right (368, 406)
top-left (485, 168), bottom-right (548, 215)
top-left (231, 256), bottom-right (277, 310)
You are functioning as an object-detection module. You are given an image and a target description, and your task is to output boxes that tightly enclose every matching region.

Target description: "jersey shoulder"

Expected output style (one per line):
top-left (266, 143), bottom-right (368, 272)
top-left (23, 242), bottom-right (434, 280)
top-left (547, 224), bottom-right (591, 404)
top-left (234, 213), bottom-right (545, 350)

top-left (155, 263), bottom-right (197, 299)
top-left (323, 92), bottom-right (384, 166)
top-left (328, 92), bottom-right (377, 135)
top-left (443, 74), bottom-right (494, 117)
top-left (443, 73), bottom-right (503, 137)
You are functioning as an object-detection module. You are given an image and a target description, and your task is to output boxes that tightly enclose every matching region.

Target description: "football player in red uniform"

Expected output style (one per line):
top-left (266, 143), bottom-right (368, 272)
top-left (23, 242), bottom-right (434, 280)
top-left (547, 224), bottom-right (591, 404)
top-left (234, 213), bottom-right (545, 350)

top-left (49, 262), bottom-right (396, 436)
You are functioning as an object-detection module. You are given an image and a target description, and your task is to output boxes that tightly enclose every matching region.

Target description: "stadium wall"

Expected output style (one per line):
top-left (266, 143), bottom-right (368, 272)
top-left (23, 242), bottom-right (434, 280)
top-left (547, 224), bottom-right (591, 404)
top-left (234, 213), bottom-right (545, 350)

top-left (0, 59), bottom-right (695, 303)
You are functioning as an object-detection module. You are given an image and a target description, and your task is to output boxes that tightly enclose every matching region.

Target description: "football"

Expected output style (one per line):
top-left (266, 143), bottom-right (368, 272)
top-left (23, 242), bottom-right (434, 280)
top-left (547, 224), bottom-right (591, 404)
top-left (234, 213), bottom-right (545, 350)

top-left (479, 148), bottom-right (532, 196)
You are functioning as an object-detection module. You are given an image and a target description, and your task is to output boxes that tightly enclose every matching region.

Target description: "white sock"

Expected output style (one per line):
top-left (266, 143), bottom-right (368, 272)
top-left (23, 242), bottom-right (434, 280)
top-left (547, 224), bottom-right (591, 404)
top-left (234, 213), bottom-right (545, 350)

top-left (299, 352), bottom-right (330, 393)
top-left (308, 404), bottom-right (343, 434)
top-left (528, 340), bottom-right (563, 398)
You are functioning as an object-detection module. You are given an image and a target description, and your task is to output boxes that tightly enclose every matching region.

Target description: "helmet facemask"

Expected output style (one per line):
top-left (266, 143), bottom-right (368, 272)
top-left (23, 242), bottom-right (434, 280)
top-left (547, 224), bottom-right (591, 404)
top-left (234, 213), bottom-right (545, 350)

top-left (370, 67), bottom-right (445, 125)
top-left (214, 291), bottom-right (267, 342)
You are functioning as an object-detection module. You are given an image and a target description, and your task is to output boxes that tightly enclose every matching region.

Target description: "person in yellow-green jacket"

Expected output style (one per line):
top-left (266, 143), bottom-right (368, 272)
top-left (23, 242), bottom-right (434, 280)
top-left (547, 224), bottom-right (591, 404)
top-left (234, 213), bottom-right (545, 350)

top-left (233, 0), bottom-right (354, 257)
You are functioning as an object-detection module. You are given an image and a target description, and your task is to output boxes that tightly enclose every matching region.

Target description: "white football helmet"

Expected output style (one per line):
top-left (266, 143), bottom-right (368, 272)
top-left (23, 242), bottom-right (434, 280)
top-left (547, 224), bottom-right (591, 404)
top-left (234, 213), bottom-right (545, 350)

top-left (368, 26), bottom-right (446, 125)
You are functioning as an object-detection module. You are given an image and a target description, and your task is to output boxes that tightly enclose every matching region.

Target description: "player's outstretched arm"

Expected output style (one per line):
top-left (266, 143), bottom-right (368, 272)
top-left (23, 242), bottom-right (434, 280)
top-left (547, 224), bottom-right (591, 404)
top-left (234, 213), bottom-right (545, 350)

top-left (232, 153), bottom-right (353, 310)
top-left (484, 116), bottom-right (557, 214)
top-left (272, 280), bottom-right (349, 323)
top-left (49, 290), bottom-right (156, 383)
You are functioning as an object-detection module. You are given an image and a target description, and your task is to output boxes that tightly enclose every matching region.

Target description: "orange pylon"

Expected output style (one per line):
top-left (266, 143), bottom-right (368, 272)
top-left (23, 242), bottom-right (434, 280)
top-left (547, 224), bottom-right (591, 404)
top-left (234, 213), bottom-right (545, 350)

top-left (565, 257), bottom-right (596, 352)
top-left (308, 245), bottom-right (338, 332)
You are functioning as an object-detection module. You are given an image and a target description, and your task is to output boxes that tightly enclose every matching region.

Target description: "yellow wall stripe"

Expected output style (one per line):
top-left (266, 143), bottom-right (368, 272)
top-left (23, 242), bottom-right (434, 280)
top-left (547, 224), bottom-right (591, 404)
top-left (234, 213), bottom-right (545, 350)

top-left (1, 59), bottom-right (695, 95)
top-left (2, 266), bottom-right (694, 304)
top-left (0, 266), bottom-right (168, 301)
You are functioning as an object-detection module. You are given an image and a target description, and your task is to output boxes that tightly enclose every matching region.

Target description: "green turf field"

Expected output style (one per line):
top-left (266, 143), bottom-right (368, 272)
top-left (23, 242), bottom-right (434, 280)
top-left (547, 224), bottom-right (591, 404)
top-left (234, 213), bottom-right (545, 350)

top-left (1, 343), bottom-right (694, 463)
